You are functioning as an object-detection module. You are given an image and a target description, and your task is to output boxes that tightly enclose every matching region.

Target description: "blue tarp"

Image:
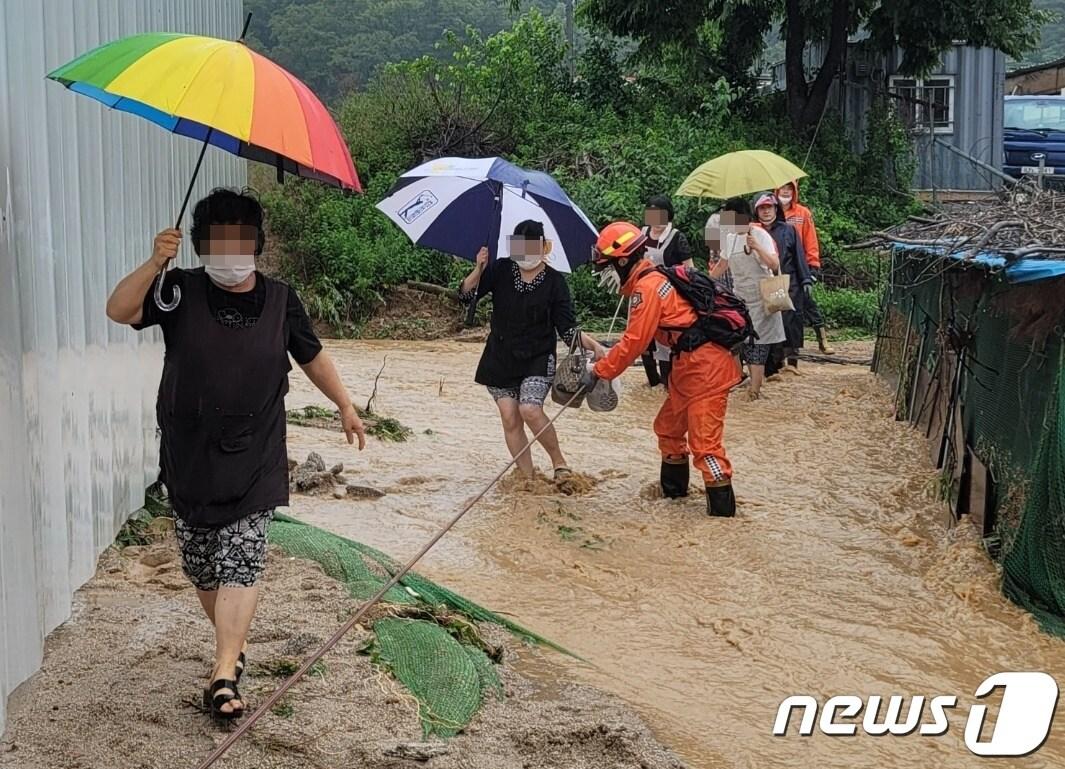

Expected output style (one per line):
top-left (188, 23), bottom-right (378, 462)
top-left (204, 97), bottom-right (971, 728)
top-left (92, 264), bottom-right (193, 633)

top-left (894, 244), bottom-right (1065, 284)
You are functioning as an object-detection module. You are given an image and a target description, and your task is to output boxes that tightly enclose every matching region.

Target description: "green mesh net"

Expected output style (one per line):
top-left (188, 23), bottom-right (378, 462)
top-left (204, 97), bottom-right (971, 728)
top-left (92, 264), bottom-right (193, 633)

top-left (1002, 372), bottom-right (1065, 635)
top-left (371, 617), bottom-right (500, 737)
top-left (267, 514), bottom-right (567, 735)
top-left (882, 250), bottom-right (1065, 636)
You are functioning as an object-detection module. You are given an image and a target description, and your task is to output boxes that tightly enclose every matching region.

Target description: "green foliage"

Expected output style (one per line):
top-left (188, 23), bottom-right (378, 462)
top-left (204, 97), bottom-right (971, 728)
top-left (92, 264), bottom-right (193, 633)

top-left (244, 0), bottom-right (564, 104)
top-left (580, 0), bottom-right (1048, 129)
top-left (261, 14), bottom-right (916, 330)
top-left (813, 286), bottom-right (881, 331)
top-left (271, 700), bottom-right (295, 719)
top-left (1016, 1), bottom-right (1065, 66)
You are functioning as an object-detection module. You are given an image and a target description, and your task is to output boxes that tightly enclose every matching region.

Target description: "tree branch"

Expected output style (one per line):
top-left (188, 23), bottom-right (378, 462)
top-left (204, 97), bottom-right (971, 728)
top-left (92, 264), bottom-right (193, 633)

top-left (365, 356), bottom-right (388, 415)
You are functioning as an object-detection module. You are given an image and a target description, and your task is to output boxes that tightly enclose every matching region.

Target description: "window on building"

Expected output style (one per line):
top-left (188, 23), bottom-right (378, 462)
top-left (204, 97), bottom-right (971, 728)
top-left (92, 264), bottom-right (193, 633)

top-left (888, 75), bottom-right (955, 134)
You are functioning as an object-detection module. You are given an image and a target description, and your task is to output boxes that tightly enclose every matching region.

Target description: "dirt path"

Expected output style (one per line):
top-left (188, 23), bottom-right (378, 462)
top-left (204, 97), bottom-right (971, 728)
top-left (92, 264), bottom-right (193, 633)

top-left (280, 339), bottom-right (1065, 769)
top-left (0, 535), bottom-right (686, 769)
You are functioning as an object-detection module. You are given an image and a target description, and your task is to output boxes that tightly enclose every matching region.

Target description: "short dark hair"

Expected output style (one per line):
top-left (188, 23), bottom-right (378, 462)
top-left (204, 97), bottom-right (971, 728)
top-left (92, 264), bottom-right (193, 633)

top-left (645, 195), bottom-right (675, 220)
top-left (721, 197), bottom-right (752, 218)
top-left (513, 219), bottom-right (545, 239)
top-left (190, 187), bottom-right (265, 255)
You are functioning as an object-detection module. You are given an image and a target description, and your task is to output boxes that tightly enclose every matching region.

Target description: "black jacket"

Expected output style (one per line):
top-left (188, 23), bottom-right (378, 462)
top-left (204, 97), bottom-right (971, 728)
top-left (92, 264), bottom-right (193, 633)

top-left (762, 217), bottom-right (813, 349)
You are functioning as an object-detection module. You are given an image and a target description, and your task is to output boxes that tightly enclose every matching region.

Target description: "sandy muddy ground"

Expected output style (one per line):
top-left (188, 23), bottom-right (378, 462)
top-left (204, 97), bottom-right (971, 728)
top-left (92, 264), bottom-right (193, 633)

top-left (278, 339), bottom-right (1065, 769)
top-left (5, 338), bottom-right (1065, 769)
top-left (0, 535), bottom-right (686, 769)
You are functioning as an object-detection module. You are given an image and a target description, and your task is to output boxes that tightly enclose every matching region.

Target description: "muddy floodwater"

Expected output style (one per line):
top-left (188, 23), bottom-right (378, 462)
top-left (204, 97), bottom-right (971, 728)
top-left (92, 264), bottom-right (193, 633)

top-left (286, 340), bottom-right (1065, 769)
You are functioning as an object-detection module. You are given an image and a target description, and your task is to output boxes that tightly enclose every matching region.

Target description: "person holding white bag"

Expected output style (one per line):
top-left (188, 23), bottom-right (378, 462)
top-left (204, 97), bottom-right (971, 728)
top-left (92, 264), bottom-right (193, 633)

top-left (705, 198), bottom-right (785, 401)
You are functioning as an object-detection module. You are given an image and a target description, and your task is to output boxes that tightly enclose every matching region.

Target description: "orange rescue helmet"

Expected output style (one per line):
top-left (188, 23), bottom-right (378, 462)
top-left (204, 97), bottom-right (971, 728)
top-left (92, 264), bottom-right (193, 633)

top-left (592, 221), bottom-right (647, 269)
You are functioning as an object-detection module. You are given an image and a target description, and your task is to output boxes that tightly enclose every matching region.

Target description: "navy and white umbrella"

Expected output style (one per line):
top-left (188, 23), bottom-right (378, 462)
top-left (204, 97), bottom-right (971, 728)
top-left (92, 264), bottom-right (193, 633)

top-left (376, 157), bottom-right (597, 273)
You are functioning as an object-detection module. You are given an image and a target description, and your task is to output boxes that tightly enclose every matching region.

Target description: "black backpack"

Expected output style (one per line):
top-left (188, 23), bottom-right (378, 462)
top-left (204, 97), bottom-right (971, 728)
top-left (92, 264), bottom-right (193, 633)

top-left (656, 265), bottom-right (756, 354)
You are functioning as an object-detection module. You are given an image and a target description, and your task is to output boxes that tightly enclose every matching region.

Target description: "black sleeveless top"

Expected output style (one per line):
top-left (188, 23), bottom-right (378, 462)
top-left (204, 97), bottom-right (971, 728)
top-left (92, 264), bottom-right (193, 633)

top-left (155, 269), bottom-right (291, 527)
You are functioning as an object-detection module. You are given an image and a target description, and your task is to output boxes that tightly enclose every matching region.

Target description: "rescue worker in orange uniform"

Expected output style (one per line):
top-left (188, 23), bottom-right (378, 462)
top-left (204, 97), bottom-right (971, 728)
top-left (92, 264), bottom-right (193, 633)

top-left (581, 222), bottom-right (740, 517)
top-left (776, 180), bottom-right (834, 354)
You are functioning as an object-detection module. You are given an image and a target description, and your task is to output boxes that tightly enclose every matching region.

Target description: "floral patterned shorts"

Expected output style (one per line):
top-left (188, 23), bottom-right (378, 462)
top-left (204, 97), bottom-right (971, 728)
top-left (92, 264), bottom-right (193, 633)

top-left (175, 509), bottom-right (274, 591)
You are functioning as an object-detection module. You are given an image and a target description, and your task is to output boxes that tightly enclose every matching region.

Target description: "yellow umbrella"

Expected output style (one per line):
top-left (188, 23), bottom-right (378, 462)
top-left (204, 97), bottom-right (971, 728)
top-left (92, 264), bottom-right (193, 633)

top-left (676, 150), bottom-right (806, 200)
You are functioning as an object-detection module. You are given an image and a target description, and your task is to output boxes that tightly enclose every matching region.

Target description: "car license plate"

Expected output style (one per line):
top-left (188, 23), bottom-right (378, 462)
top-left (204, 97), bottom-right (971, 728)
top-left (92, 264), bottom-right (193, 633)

top-left (1022, 165), bottom-right (1056, 174)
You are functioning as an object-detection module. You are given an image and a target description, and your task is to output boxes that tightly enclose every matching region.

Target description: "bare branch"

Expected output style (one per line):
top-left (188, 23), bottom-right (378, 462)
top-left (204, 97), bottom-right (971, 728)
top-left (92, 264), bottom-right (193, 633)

top-left (365, 356), bottom-right (388, 415)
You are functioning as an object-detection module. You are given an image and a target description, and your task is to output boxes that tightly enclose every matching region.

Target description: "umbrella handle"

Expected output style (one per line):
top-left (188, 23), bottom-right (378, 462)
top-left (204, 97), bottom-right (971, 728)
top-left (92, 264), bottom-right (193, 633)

top-left (157, 128), bottom-right (214, 313)
top-left (153, 264), bottom-right (181, 312)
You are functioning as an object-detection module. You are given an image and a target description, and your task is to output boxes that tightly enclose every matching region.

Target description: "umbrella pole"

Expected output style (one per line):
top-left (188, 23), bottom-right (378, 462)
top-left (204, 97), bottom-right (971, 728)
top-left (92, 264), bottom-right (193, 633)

top-left (464, 183), bottom-right (503, 327)
top-left (154, 129), bottom-right (213, 311)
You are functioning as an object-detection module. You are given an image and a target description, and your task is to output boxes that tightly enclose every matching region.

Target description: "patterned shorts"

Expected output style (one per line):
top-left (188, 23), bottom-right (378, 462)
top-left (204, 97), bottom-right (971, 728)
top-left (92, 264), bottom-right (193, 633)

top-left (175, 509), bottom-right (274, 591)
top-left (743, 342), bottom-right (772, 366)
top-left (487, 356), bottom-right (555, 406)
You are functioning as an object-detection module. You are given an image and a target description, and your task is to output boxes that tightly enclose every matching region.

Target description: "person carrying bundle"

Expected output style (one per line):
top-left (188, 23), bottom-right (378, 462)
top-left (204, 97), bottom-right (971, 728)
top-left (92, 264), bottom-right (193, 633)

top-left (581, 222), bottom-right (750, 517)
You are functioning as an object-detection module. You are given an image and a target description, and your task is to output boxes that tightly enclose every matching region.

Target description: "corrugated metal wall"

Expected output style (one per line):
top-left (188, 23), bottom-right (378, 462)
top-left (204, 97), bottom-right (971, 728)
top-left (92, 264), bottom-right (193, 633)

top-left (771, 44), bottom-right (1005, 190)
top-left (0, 0), bottom-right (245, 732)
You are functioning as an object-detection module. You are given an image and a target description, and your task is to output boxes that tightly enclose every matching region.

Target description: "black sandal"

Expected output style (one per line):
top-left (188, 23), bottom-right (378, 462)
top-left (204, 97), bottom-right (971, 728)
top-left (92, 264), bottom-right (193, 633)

top-left (204, 679), bottom-right (245, 721)
top-left (235, 651), bottom-right (246, 682)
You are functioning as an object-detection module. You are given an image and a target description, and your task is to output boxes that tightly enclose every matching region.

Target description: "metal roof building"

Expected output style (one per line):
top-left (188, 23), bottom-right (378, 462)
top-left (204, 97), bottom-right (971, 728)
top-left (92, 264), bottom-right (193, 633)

top-left (0, 0), bottom-right (245, 732)
top-left (773, 41), bottom-right (1007, 192)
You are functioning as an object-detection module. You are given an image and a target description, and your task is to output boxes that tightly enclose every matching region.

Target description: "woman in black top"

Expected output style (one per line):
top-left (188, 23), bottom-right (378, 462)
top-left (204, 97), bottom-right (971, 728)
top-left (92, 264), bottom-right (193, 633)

top-left (460, 220), bottom-right (605, 480)
top-left (754, 193), bottom-right (813, 376)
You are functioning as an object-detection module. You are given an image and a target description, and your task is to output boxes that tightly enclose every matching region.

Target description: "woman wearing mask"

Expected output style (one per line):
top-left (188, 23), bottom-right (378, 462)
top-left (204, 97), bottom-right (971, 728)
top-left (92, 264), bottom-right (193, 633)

top-left (460, 220), bottom-right (605, 481)
top-left (705, 198), bottom-right (784, 400)
top-left (639, 195), bottom-right (694, 389)
top-left (753, 193), bottom-right (813, 376)
top-left (776, 180), bottom-right (834, 354)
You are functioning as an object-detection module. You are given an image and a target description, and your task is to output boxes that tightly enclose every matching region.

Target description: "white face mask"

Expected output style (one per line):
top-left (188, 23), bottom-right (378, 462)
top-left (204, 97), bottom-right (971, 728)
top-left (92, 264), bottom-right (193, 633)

top-left (598, 266), bottom-right (622, 294)
top-left (203, 255), bottom-right (256, 287)
top-left (778, 192), bottom-right (794, 206)
top-left (510, 254), bottom-right (543, 271)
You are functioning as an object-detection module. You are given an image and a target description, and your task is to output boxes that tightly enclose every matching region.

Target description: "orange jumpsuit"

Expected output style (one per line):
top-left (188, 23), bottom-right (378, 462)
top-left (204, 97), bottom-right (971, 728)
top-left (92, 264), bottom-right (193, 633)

top-left (593, 262), bottom-right (740, 484)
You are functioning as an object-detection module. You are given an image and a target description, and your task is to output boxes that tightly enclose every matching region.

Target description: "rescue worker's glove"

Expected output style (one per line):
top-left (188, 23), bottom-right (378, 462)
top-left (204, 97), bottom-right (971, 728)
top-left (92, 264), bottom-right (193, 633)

top-left (804, 283), bottom-right (814, 300)
top-left (579, 363), bottom-right (600, 393)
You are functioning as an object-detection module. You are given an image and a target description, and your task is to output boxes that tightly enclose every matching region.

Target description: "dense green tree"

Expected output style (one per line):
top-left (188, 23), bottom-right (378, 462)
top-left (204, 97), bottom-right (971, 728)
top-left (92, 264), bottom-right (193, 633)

top-left (1019, 0), bottom-right (1065, 65)
top-left (262, 13), bottom-right (917, 330)
top-left (578, 0), bottom-right (1049, 132)
top-left (243, 0), bottom-right (563, 103)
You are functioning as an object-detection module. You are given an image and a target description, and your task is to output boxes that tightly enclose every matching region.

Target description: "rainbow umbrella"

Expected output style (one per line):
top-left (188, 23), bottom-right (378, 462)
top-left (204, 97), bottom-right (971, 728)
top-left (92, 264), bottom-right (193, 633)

top-left (46, 15), bottom-right (360, 310)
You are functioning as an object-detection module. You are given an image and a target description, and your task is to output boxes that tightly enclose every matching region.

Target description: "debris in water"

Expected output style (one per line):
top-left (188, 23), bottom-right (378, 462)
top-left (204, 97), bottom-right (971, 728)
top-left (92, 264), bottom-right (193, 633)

top-left (499, 469), bottom-right (598, 497)
top-left (289, 452), bottom-right (386, 499)
top-left (286, 404), bottom-right (413, 442)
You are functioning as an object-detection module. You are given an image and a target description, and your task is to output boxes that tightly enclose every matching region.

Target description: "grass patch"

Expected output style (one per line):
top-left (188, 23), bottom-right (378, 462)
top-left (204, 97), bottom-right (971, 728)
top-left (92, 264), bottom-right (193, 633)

top-left (271, 701), bottom-right (295, 719)
top-left (115, 512), bottom-right (154, 548)
top-left (365, 414), bottom-right (414, 442)
top-left (286, 405), bottom-right (414, 442)
top-left (814, 286), bottom-right (881, 332)
top-left (260, 658), bottom-right (301, 677)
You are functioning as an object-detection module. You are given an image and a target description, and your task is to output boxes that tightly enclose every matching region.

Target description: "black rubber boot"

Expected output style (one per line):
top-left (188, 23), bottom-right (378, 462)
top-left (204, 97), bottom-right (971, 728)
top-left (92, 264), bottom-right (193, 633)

top-left (706, 484), bottom-right (736, 518)
top-left (641, 351), bottom-right (661, 387)
top-left (660, 460), bottom-right (690, 498)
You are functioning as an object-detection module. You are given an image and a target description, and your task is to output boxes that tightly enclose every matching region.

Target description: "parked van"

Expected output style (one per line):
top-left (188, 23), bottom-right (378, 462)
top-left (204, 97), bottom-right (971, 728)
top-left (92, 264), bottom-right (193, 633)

top-left (1004, 95), bottom-right (1065, 183)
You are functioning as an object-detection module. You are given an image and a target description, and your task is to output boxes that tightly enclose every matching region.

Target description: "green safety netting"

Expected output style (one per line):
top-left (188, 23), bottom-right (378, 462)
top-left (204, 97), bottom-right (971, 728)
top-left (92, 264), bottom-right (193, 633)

top-left (370, 618), bottom-right (502, 737)
top-left (267, 514), bottom-right (568, 735)
top-left (883, 251), bottom-right (1065, 637)
top-left (1003, 371), bottom-right (1065, 636)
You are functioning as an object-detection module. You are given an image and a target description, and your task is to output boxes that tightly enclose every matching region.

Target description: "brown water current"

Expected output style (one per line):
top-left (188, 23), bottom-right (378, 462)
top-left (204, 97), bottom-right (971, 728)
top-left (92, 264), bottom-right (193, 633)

top-left (286, 339), bottom-right (1065, 769)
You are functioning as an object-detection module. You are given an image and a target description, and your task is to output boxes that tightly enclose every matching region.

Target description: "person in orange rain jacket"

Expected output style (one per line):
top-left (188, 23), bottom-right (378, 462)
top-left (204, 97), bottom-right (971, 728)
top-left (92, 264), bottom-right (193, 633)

top-left (581, 222), bottom-right (740, 517)
top-left (776, 180), bottom-right (835, 354)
